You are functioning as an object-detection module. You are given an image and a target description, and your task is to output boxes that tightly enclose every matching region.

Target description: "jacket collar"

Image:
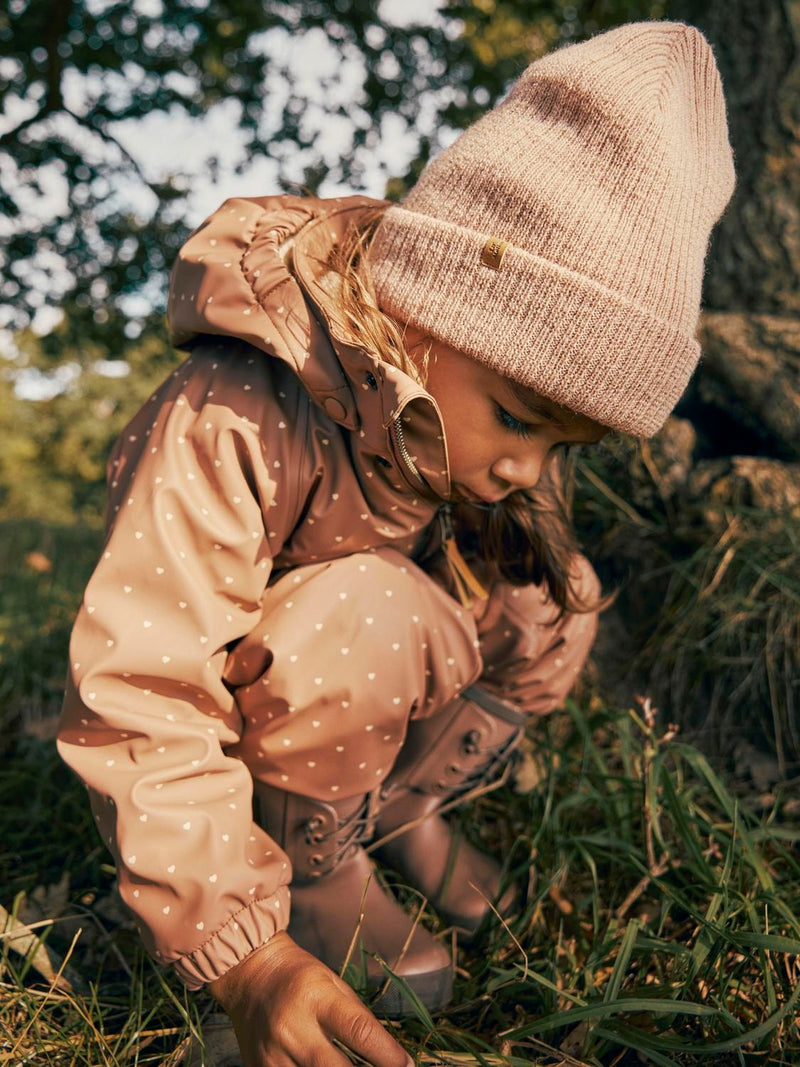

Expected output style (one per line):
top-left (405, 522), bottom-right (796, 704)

top-left (292, 198), bottom-right (450, 499)
top-left (167, 194), bottom-right (450, 499)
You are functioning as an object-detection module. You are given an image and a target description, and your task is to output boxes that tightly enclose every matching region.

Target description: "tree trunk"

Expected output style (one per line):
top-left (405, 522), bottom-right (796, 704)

top-left (671, 0), bottom-right (800, 314)
top-left (669, 0), bottom-right (800, 460)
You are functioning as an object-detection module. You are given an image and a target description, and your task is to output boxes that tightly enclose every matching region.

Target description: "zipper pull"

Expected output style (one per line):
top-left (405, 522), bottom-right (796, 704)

top-left (438, 507), bottom-right (490, 609)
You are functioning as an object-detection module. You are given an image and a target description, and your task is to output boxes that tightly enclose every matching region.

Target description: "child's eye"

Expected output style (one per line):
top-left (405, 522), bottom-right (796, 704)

top-left (494, 403), bottom-right (533, 438)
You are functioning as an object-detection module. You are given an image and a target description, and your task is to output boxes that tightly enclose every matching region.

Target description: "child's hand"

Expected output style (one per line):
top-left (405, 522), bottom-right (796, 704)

top-left (208, 931), bottom-right (414, 1067)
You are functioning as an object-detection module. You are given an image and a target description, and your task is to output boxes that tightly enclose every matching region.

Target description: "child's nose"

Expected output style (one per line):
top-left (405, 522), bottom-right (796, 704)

top-left (492, 444), bottom-right (548, 492)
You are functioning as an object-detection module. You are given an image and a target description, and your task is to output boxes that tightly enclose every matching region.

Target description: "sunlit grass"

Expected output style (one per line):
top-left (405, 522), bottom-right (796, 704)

top-left (410, 700), bottom-right (800, 1064)
top-left (2, 519), bottom-right (799, 1065)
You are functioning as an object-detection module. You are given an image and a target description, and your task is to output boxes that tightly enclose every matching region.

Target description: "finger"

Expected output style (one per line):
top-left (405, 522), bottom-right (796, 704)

top-left (331, 1036), bottom-right (402, 1066)
top-left (323, 1039), bottom-right (368, 1067)
top-left (321, 995), bottom-right (412, 1067)
top-left (281, 1032), bottom-right (357, 1067)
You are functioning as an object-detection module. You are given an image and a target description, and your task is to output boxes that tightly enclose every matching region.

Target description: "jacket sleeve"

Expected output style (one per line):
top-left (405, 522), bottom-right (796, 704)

top-left (57, 344), bottom-right (307, 987)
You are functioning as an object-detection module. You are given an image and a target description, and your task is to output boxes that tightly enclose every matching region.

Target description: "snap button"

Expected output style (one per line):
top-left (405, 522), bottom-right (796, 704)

top-left (323, 396), bottom-right (346, 420)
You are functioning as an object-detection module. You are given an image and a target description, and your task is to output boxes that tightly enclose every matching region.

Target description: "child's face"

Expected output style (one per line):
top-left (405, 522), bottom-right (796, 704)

top-left (404, 327), bottom-right (607, 504)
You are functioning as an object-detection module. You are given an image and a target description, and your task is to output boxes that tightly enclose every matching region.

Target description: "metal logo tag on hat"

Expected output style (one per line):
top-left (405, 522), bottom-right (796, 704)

top-left (481, 237), bottom-right (509, 271)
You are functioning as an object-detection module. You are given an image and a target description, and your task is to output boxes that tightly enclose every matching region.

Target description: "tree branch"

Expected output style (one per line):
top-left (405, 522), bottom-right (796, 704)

top-left (45, 0), bottom-right (74, 112)
top-left (63, 107), bottom-right (160, 195)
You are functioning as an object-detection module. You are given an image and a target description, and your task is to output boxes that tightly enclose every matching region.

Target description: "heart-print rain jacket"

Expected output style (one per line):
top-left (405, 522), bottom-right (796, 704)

top-left (56, 194), bottom-right (478, 986)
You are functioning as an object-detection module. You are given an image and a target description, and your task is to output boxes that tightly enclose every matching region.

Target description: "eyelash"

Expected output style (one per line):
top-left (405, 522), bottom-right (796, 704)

top-left (494, 403), bottom-right (533, 438)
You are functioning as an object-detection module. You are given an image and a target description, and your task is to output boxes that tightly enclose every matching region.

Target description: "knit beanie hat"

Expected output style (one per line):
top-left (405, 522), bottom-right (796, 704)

top-left (368, 21), bottom-right (735, 437)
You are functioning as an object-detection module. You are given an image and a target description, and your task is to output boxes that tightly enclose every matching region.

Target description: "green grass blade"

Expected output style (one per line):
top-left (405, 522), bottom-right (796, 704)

top-left (603, 919), bottom-right (640, 1003)
top-left (733, 930), bottom-right (800, 956)
top-left (488, 964), bottom-right (588, 1007)
top-left (505, 996), bottom-right (729, 1040)
top-left (602, 978), bottom-right (800, 1055)
top-left (689, 890), bottom-right (724, 979)
top-left (374, 958), bottom-right (436, 1029)
top-left (592, 1024), bottom-right (680, 1067)
top-left (672, 745), bottom-right (775, 891)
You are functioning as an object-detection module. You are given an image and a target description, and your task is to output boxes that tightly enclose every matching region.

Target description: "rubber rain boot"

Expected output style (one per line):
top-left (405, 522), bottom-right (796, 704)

top-left (253, 782), bottom-right (453, 1017)
top-left (372, 684), bottom-right (525, 936)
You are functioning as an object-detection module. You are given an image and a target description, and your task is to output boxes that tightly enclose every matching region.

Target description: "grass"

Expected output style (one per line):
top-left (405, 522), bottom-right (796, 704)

top-left (573, 447), bottom-right (800, 773)
top-left (2, 518), bottom-right (799, 1065)
top-left (442, 702), bottom-right (800, 1064)
top-left (0, 518), bottom-right (105, 753)
top-left (639, 506), bottom-right (800, 775)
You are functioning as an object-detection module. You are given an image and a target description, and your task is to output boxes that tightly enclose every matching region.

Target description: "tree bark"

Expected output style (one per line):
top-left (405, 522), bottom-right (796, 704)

top-left (668, 0), bottom-right (800, 460)
top-left (671, 0), bottom-right (800, 314)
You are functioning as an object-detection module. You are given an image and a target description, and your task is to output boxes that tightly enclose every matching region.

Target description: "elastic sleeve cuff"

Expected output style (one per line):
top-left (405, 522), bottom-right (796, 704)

top-left (173, 885), bottom-right (291, 988)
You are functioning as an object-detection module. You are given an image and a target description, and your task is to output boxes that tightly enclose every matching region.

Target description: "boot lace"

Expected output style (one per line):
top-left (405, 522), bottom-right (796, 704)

top-left (304, 794), bottom-right (379, 877)
top-left (446, 725), bottom-right (524, 799)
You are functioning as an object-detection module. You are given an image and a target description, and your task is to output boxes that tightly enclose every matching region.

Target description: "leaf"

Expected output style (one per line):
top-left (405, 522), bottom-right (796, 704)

top-left (0, 900), bottom-right (72, 991)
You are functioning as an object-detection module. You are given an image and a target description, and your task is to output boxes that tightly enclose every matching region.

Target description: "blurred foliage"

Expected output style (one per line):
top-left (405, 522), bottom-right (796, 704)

top-left (2, 0), bottom-right (663, 359)
top-left (0, 324), bottom-right (180, 525)
top-left (0, 520), bottom-right (103, 753)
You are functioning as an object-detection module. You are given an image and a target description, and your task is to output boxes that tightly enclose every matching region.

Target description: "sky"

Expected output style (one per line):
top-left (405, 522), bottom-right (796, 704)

top-left (102, 0), bottom-right (446, 224)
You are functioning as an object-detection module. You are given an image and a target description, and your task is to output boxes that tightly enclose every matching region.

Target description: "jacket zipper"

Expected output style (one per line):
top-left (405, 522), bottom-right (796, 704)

top-left (391, 414), bottom-right (423, 484)
top-left (392, 414), bottom-right (488, 607)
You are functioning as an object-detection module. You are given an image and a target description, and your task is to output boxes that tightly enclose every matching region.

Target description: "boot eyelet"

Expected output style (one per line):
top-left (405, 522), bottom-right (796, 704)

top-left (309, 853), bottom-right (324, 866)
top-left (305, 817), bottom-right (325, 842)
top-left (461, 729), bottom-right (482, 755)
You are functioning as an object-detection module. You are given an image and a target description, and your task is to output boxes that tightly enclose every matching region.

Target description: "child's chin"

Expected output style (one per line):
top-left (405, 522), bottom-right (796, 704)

top-left (456, 485), bottom-right (501, 506)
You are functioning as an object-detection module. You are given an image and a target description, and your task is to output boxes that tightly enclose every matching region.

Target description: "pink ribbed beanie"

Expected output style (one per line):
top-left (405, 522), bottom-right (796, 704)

top-left (368, 21), bottom-right (735, 437)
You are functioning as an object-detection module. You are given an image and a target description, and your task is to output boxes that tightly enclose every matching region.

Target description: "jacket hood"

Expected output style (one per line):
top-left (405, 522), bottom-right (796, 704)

top-left (167, 195), bottom-right (450, 499)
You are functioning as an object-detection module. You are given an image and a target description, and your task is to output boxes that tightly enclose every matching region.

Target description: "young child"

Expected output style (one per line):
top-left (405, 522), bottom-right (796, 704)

top-left (58, 20), bottom-right (734, 1067)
